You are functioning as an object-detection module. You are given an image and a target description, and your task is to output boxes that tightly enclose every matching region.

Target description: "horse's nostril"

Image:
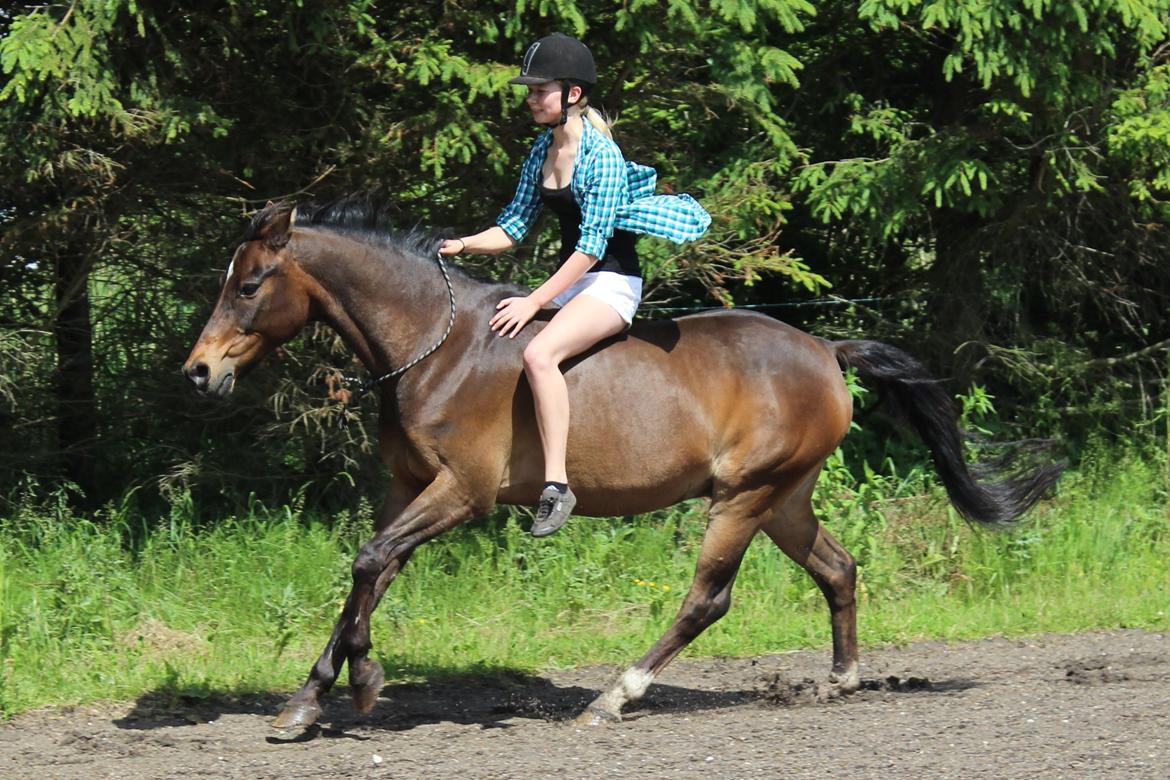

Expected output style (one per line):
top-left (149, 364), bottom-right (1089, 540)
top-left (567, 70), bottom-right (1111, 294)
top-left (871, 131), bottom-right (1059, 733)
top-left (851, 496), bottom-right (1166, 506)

top-left (187, 361), bottom-right (210, 388)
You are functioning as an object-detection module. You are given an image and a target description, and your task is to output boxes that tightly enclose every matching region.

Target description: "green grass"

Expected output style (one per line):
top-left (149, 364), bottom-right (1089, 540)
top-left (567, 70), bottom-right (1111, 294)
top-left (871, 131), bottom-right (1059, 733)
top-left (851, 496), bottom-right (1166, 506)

top-left (1, 450), bottom-right (1168, 717)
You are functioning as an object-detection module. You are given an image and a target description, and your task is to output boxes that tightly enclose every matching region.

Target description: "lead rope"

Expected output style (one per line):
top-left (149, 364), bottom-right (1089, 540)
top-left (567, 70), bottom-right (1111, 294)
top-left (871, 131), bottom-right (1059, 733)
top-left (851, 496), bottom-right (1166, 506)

top-left (344, 249), bottom-right (457, 404)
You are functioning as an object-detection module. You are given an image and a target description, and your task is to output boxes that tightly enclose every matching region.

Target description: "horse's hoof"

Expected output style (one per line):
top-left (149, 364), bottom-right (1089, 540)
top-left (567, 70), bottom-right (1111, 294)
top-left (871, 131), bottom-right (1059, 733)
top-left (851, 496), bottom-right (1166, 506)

top-left (827, 665), bottom-right (861, 695)
top-left (272, 700), bottom-right (323, 730)
top-left (349, 659), bottom-right (386, 714)
top-left (572, 706), bottom-right (621, 727)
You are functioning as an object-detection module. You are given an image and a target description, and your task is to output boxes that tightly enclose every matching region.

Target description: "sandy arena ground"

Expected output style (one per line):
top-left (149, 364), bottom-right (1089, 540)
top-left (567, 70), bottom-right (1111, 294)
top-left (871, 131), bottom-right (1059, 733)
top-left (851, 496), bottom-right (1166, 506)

top-left (1, 629), bottom-right (1166, 779)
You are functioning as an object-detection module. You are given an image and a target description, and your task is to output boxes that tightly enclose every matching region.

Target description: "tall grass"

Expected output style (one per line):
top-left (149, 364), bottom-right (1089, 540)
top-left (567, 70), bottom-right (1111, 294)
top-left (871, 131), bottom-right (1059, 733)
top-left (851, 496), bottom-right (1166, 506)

top-left (1, 448), bottom-right (1167, 717)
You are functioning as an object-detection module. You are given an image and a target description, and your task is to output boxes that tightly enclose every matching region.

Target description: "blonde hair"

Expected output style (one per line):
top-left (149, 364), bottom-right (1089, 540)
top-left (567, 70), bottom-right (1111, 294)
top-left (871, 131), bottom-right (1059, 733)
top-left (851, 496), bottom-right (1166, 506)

top-left (578, 97), bottom-right (613, 139)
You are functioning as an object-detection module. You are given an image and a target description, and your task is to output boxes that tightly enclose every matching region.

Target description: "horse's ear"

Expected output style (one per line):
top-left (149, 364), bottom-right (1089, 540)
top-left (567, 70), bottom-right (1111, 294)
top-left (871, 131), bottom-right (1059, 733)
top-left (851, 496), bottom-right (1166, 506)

top-left (260, 206), bottom-right (295, 248)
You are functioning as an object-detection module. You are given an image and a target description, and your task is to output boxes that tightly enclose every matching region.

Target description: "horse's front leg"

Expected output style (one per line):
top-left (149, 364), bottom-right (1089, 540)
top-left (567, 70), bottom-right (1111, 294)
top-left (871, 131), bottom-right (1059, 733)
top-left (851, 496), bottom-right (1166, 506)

top-left (273, 471), bottom-right (480, 729)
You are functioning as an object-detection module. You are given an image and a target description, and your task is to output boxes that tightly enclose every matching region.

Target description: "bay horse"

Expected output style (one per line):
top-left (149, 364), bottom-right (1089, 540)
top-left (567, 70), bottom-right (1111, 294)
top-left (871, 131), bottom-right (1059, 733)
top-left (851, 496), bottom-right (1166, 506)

top-left (183, 200), bottom-right (1061, 730)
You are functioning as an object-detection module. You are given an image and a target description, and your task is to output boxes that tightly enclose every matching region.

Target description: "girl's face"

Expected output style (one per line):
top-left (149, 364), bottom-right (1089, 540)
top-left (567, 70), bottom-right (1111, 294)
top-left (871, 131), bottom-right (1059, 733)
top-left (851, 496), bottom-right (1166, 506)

top-left (525, 82), bottom-right (581, 124)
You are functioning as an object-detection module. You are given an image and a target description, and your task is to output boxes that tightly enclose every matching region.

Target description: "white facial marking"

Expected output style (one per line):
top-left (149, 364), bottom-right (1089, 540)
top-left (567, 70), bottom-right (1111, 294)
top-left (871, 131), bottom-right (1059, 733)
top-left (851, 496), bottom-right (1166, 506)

top-left (225, 245), bottom-right (244, 285)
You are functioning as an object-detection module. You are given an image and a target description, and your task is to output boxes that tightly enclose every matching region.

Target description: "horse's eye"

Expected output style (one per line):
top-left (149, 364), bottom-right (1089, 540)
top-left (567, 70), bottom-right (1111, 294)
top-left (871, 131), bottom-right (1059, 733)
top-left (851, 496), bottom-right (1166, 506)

top-left (239, 281), bottom-right (261, 298)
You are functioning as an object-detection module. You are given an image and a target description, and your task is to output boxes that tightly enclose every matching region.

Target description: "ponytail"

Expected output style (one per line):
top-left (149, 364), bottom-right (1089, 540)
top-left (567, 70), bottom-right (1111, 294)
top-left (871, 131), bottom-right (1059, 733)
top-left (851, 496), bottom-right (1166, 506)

top-left (557, 81), bottom-right (614, 138)
top-left (580, 100), bottom-right (613, 139)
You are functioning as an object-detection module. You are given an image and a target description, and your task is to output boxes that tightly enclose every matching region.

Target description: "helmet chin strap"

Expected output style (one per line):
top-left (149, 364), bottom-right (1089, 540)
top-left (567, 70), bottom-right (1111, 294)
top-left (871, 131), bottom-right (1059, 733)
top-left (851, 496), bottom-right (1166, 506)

top-left (558, 82), bottom-right (572, 126)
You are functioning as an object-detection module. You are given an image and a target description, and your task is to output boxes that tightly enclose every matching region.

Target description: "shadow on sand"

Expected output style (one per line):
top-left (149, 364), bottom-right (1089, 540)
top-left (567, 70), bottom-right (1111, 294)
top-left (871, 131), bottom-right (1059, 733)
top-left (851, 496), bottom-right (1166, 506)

top-left (112, 667), bottom-right (976, 741)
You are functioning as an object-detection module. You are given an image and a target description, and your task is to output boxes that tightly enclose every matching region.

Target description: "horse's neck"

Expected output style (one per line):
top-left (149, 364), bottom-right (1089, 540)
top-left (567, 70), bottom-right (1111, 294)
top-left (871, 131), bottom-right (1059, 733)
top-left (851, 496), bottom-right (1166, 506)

top-left (294, 230), bottom-right (463, 377)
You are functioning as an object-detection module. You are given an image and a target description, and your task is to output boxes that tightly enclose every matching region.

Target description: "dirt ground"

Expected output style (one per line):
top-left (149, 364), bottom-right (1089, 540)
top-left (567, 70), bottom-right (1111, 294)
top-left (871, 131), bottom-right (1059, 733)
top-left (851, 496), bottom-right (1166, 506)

top-left (1, 629), bottom-right (1166, 779)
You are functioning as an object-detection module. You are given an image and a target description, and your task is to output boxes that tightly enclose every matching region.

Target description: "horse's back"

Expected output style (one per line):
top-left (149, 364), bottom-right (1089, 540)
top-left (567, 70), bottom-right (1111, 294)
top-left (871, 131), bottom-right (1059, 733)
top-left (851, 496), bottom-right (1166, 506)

top-left (600, 308), bottom-right (845, 392)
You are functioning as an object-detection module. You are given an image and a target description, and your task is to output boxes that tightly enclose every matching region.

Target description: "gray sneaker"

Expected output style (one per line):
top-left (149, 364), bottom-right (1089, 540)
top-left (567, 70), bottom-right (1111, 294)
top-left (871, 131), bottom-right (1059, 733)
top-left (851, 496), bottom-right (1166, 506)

top-left (531, 485), bottom-right (576, 537)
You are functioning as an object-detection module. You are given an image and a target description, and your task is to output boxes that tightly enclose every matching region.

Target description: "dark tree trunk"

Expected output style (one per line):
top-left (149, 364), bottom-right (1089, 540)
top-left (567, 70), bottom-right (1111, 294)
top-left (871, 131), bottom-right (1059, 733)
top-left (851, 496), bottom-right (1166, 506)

top-left (927, 210), bottom-right (986, 386)
top-left (53, 247), bottom-right (98, 500)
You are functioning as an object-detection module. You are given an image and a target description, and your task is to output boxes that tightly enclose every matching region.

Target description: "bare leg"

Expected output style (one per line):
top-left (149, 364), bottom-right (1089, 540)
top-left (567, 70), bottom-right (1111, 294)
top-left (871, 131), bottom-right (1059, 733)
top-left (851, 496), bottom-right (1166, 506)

top-left (523, 293), bottom-right (624, 483)
top-left (274, 472), bottom-right (479, 728)
top-left (761, 477), bottom-right (860, 694)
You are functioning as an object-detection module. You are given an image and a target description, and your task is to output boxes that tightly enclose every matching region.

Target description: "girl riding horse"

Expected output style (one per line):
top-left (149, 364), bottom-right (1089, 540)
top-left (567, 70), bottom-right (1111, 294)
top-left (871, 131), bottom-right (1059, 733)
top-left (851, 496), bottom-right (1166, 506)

top-left (438, 33), bottom-right (711, 536)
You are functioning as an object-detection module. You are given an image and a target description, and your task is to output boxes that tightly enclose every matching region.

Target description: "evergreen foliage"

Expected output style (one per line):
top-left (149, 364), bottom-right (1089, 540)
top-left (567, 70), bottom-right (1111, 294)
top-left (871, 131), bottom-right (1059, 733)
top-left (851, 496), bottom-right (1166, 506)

top-left (1, 1), bottom-right (1167, 513)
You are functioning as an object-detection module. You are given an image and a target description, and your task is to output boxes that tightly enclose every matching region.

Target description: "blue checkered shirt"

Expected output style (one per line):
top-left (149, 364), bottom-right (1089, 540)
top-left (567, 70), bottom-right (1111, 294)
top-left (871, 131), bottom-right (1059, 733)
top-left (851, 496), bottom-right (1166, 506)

top-left (496, 121), bottom-right (710, 260)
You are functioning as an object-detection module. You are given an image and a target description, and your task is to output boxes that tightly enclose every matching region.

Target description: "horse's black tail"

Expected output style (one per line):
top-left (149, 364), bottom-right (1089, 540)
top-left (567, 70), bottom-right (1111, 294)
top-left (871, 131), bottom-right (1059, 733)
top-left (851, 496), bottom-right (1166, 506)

top-left (831, 339), bottom-right (1064, 526)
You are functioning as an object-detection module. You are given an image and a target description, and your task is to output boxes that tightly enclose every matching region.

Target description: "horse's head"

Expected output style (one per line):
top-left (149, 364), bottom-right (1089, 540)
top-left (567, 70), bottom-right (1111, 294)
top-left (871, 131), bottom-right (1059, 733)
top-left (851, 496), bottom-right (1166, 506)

top-left (183, 204), bottom-right (312, 397)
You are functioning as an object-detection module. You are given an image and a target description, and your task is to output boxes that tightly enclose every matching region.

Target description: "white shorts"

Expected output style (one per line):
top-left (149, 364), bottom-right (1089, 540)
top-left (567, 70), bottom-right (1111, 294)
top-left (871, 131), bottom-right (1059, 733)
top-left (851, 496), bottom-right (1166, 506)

top-left (552, 271), bottom-right (643, 326)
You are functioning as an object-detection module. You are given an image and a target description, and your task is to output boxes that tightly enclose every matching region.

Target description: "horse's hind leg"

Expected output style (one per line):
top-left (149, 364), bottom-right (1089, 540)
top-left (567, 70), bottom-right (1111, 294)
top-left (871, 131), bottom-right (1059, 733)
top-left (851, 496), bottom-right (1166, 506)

top-left (761, 477), bottom-right (860, 695)
top-left (575, 492), bottom-right (766, 726)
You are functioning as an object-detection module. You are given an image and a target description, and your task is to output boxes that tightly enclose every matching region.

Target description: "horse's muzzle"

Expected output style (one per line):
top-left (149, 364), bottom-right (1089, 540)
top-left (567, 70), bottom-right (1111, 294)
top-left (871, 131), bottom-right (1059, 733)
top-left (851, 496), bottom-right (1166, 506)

top-left (184, 360), bottom-right (235, 397)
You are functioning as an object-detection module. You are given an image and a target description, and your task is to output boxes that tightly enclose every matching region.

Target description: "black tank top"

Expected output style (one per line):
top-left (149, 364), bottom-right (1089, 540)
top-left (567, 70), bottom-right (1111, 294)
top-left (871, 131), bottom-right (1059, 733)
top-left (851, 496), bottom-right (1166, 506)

top-left (539, 184), bottom-right (641, 278)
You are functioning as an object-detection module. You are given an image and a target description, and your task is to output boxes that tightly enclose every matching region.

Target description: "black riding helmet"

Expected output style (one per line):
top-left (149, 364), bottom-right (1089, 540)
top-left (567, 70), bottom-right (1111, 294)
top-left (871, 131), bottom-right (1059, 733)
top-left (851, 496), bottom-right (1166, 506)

top-left (509, 33), bottom-right (597, 126)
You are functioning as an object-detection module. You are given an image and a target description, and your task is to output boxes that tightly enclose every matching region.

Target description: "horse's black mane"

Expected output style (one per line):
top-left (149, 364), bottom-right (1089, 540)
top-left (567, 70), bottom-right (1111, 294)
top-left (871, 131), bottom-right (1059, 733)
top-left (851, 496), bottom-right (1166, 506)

top-left (241, 195), bottom-right (527, 294)
top-left (243, 196), bottom-right (443, 261)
